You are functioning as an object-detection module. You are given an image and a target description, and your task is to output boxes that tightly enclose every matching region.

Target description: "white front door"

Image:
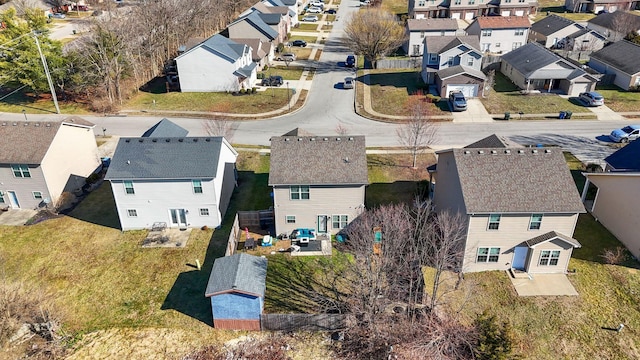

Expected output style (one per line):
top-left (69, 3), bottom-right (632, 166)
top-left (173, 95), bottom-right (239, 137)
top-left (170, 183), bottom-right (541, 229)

top-left (512, 246), bottom-right (528, 270)
top-left (7, 191), bottom-right (19, 209)
top-left (317, 215), bottom-right (328, 233)
top-left (170, 209), bottom-right (187, 227)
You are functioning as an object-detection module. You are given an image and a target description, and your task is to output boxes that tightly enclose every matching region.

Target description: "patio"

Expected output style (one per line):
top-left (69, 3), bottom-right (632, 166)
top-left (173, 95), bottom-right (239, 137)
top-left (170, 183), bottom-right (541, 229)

top-left (508, 272), bottom-right (579, 296)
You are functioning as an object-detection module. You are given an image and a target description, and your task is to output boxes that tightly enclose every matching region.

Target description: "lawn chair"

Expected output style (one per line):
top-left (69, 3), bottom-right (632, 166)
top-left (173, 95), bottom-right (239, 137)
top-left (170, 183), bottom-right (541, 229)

top-left (245, 237), bottom-right (256, 250)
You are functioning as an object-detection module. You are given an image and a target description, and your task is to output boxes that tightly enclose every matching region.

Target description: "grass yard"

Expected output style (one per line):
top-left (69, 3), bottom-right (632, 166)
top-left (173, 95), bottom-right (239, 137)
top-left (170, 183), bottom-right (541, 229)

top-left (286, 46), bottom-right (313, 60)
top-left (0, 90), bottom-right (90, 115)
top-left (381, 0), bottom-right (408, 15)
top-left (287, 35), bottom-right (318, 44)
top-left (259, 66), bottom-right (305, 80)
top-left (296, 23), bottom-right (321, 31)
top-left (595, 85), bottom-right (640, 112)
top-left (534, 0), bottom-right (596, 22)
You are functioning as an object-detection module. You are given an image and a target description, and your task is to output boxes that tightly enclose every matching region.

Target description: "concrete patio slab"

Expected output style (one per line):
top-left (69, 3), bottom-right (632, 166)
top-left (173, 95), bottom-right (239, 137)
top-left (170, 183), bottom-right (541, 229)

top-left (142, 228), bottom-right (192, 248)
top-left (0, 209), bottom-right (37, 226)
top-left (509, 272), bottom-right (579, 296)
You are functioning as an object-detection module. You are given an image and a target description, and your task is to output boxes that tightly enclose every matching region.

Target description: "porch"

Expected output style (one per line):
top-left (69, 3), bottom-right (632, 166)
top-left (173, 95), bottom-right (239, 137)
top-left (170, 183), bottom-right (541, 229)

top-left (508, 272), bottom-right (578, 296)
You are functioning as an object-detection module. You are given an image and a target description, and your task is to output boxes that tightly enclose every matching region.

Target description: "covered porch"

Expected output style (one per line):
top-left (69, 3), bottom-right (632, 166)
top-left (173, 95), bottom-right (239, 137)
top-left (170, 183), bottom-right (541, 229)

top-left (510, 231), bottom-right (582, 275)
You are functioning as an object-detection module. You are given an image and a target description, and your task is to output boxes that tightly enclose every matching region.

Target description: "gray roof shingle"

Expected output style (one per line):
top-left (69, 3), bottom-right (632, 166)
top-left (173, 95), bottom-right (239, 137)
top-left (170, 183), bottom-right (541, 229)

top-left (205, 253), bottom-right (268, 297)
top-left (269, 135), bottom-right (368, 185)
top-left (531, 14), bottom-right (578, 36)
top-left (230, 12), bottom-right (279, 41)
top-left (590, 40), bottom-right (640, 76)
top-left (604, 139), bottom-right (640, 171)
top-left (501, 42), bottom-right (590, 80)
top-left (105, 137), bottom-right (225, 180)
top-left (437, 65), bottom-right (487, 80)
top-left (464, 134), bottom-right (523, 148)
top-left (587, 11), bottom-right (640, 32)
top-left (445, 146), bottom-right (586, 214)
top-left (425, 35), bottom-right (481, 54)
top-left (525, 230), bottom-right (582, 248)
top-left (141, 118), bottom-right (189, 138)
top-left (407, 18), bottom-right (459, 31)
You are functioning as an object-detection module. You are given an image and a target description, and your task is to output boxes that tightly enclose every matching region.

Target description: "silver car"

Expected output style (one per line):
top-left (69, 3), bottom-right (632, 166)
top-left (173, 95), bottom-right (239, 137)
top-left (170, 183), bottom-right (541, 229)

top-left (579, 91), bottom-right (604, 106)
top-left (609, 125), bottom-right (640, 143)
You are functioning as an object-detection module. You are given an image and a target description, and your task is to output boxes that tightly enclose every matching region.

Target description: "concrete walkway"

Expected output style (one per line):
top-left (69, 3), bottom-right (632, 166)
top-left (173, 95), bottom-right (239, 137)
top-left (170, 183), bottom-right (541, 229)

top-left (0, 209), bottom-right (37, 226)
top-left (509, 273), bottom-right (579, 296)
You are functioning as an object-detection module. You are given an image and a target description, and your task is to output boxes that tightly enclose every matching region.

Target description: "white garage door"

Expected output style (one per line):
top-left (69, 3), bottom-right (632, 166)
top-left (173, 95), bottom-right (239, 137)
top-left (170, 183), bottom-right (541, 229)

top-left (465, 12), bottom-right (474, 20)
top-left (445, 84), bottom-right (478, 98)
top-left (451, 12), bottom-right (461, 19)
top-left (515, 10), bottom-right (525, 16)
top-left (594, 5), bottom-right (605, 13)
top-left (570, 83), bottom-right (590, 96)
top-left (501, 10), bottom-right (511, 16)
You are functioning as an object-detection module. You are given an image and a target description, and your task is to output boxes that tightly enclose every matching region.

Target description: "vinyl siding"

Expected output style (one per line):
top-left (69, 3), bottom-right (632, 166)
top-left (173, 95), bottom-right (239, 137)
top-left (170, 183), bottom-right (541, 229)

top-left (273, 185), bottom-right (365, 235)
top-left (526, 238), bottom-right (574, 274)
top-left (228, 20), bottom-right (275, 44)
top-left (213, 143), bottom-right (238, 221)
top-left (0, 165), bottom-right (49, 209)
top-left (177, 46), bottom-right (244, 92)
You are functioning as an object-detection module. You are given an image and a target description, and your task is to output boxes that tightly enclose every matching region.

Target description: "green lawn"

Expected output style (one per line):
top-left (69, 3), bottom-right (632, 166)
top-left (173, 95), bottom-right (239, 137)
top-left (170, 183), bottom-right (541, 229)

top-left (0, 90), bottom-right (90, 115)
top-left (259, 66), bottom-right (305, 80)
top-left (595, 85), bottom-right (640, 112)
top-left (534, 0), bottom-right (597, 22)
top-left (295, 23), bottom-right (321, 31)
top-left (381, 0), bottom-right (408, 15)
top-left (287, 35), bottom-right (318, 44)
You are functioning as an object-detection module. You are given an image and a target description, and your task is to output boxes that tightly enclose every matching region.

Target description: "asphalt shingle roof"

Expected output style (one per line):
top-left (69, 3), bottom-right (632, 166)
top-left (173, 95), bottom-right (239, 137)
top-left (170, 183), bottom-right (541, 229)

top-left (437, 65), bottom-right (487, 80)
top-left (141, 118), bottom-right (189, 138)
top-left (531, 14), bottom-right (578, 36)
top-left (269, 135), bottom-right (368, 185)
top-left (525, 230), bottom-right (582, 248)
top-left (472, 16), bottom-right (530, 29)
top-left (205, 254), bottom-right (268, 297)
top-left (501, 42), bottom-right (589, 80)
top-left (199, 34), bottom-right (248, 63)
top-left (464, 134), bottom-right (523, 148)
top-left (424, 35), bottom-right (481, 54)
top-left (604, 139), bottom-right (640, 171)
top-left (105, 137), bottom-right (225, 180)
top-left (587, 11), bottom-right (640, 31)
top-left (407, 18), bottom-right (459, 31)
top-left (445, 146), bottom-right (586, 214)
top-left (230, 12), bottom-right (279, 40)
top-left (590, 40), bottom-right (640, 76)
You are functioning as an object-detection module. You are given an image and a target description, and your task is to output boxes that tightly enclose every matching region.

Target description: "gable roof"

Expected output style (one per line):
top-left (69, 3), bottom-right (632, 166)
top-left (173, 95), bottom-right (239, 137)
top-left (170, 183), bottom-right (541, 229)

top-left (587, 11), bottom-right (640, 32)
top-left (229, 11), bottom-right (279, 40)
top-left (281, 127), bottom-right (315, 136)
top-left (407, 18), bottom-right (459, 31)
top-left (205, 254), bottom-right (268, 298)
top-left (257, 12), bottom-right (282, 25)
top-left (141, 118), bottom-right (189, 138)
top-left (464, 134), bottom-right (523, 148)
top-left (590, 40), bottom-right (640, 76)
top-left (437, 65), bottom-right (487, 80)
top-left (0, 118), bottom-right (94, 164)
top-left (424, 35), bottom-right (481, 54)
top-left (525, 231), bottom-right (582, 248)
top-left (440, 146), bottom-right (586, 214)
top-left (604, 139), bottom-right (640, 171)
top-left (531, 14), bottom-right (579, 36)
top-left (501, 42), bottom-right (589, 79)
top-left (269, 135), bottom-right (368, 185)
top-left (105, 137), bottom-right (228, 180)
top-left (471, 16), bottom-right (530, 29)
top-left (183, 37), bottom-right (205, 52)
top-left (176, 34), bottom-right (249, 63)
top-left (232, 38), bottom-right (269, 61)
top-left (566, 28), bottom-right (606, 41)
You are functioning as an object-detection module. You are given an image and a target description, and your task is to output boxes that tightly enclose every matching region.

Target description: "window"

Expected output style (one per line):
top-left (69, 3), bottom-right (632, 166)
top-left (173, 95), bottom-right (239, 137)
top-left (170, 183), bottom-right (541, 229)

top-left (539, 250), bottom-right (560, 266)
top-left (32, 191), bottom-right (43, 200)
top-left (290, 185), bottom-right (310, 200)
top-left (529, 214), bottom-right (543, 230)
top-left (487, 214), bottom-right (501, 230)
top-left (454, 0), bottom-right (461, 4)
top-left (420, 31), bottom-right (425, 38)
top-left (512, 42), bottom-right (522, 50)
top-left (518, 0), bottom-right (524, 3)
top-left (447, 56), bottom-right (454, 66)
top-left (505, 0), bottom-right (511, 2)
top-left (467, 57), bottom-right (474, 66)
top-left (11, 164), bottom-right (31, 178)
top-left (477, 247), bottom-right (500, 263)
top-left (200, 208), bottom-right (210, 216)
top-left (127, 209), bottom-right (138, 217)
top-left (482, 29), bottom-right (492, 37)
top-left (440, 31), bottom-right (445, 36)
top-left (429, 53), bottom-right (438, 62)
top-left (495, 43), bottom-right (501, 48)
top-left (515, 29), bottom-right (524, 36)
top-left (634, 77), bottom-right (640, 86)
top-left (332, 215), bottom-right (348, 229)
top-left (412, 45), bottom-right (420, 56)
top-left (0, 191), bottom-right (4, 204)
top-left (418, 0), bottom-right (425, 5)
top-left (192, 180), bottom-right (203, 194)
top-left (124, 181), bottom-right (135, 195)
top-left (468, 0), bottom-right (475, 4)
top-left (286, 215), bottom-right (296, 224)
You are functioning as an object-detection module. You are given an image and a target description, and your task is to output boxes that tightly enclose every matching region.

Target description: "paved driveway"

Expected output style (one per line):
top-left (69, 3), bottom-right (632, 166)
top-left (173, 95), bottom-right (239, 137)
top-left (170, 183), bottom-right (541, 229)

top-left (451, 98), bottom-right (493, 123)
top-left (587, 104), bottom-right (626, 121)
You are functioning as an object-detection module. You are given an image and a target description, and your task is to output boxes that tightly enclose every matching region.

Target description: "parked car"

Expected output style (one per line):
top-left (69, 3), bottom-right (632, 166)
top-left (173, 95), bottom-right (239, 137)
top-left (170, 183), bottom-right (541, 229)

top-left (346, 55), bottom-right (356, 67)
top-left (306, 6), bottom-right (322, 13)
top-left (302, 15), bottom-right (318, 22)
top-left (344, 77), bottom-right (354, 89)
top-left (310, 2), bottom-right (324, 8)
top-left (449, 91), bottom-right (467, 111)
top-left (324, 8), bottom-right (337, 14)
top-left (579, 91), bottom-right (604, 107)
top-left (290, 39), bottom-right (307, 47)
top-left (277, 53), bottom-right (297, 61)
top-left (609, 125), bottom-right (640, 143)
top-left (261, 75), bottom-right (284, 87)
top-left (52, 13), bottom-right (66, 19)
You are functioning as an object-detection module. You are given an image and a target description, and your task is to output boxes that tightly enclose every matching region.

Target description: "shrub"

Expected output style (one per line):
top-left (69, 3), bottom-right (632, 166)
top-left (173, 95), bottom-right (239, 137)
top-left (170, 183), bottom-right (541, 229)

top-left (426, 93), bottom-right (441, 103)
top-left (601, 247), bottom-right (628, 265)
top-left (276, 43), bottom-right (285, 53)
top-left (251, 87), bottom-right (257, 94)
top-left (473, 312), bottom-right (516, 360)
top-left (263, 64), bottom-right (269, 71)
top-left (257, 73), bottom-right (264, 79)
top-left (239, 88), bottom-right (246, 94)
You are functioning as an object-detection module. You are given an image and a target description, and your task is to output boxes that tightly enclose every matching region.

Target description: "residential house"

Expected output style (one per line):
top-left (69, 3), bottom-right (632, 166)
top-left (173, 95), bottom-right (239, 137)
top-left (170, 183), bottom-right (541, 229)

top-left (403, 18), bottom-right (460, 56)
top-left (205, 253), bottom-right (267, 330)
top-left (0, 117), bottom-right (99, 210)
top-left (231, 37), bottom-right (274, 70)
top-left (466, 16), bottom-right (531, 54)
top-left (263, 0), bottom-right (299, 27)
top-left (175, 34), bottom-right (257, 92)
top-left (562, 28), bottom-right (607, 51)
top-left (238, 8), bottom-right (288, 44)
top-left (500, 42), bottom-right (598, 95)
top-left (227, 11), bottom-right (281, 45)
top-left (589, 40), bottom-right (640, 89)
top-left (268, 132), bottom-right (368, 236)
top-left (105, 121), bottom-right (238, 231)
top-left (248, 1), bottom-right (294, 30)
top-left (421, 35), bottom-right (486, 97)
top-left (431, 135), bottom-right (585, 274)
top-left (581, 140), bottom-right (640, 258)
top-left (566, 0), bottom-right (640, 15)
top-left (408, 0), bottom-right (537, 20)
top-left (586, 11), bottom-right (640, 41)
top-left (528, 14), bottom-right (584, 48)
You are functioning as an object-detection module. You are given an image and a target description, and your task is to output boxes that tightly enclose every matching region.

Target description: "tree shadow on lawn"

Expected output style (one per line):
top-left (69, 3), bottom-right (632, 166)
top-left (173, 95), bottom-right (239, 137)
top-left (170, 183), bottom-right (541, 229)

top-left (0, 90), bottom-right (59, 114)
top-left (366, 72), bottom-right (424, 95)
top-left (139, 77), bottom-right (171, 94)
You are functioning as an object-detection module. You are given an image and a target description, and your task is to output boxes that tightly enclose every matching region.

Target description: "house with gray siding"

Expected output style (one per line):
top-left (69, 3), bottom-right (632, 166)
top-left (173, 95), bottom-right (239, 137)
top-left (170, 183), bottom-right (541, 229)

top-left (431, 135), bottom-right (585, 274)
top-left (465, 16), bottom-right (531, 54)
top-left (528, 15), bottom-right (584, 48)
top-left (586, 10), bottom-right (640, 41)
top-left (404, 18), bottom-right (461, 56)
top-left (0, 117), bottom-right (100, 210)
top-left (269, 132), bottom-right (368, 236)
top-left (105, 121), bottom-right (238, 231)
top-left (589, 40), bottom-right (640, 90)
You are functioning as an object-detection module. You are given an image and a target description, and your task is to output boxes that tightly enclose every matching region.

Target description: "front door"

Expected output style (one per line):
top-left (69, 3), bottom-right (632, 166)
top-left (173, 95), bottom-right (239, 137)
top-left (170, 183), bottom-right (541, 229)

top-left (317, 215), bottom-right (328, 233)
top-left (512, 246), bottom-right (528, 270)
top-left (170, 209), bottom-right (187, 227)
top-left (7, 191), bottom-right (19, 209)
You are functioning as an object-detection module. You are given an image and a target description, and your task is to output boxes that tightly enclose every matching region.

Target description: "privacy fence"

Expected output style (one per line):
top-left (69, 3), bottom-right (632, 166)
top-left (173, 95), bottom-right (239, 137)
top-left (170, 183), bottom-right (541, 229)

top-left (261, 313), bottom-right (348, 332)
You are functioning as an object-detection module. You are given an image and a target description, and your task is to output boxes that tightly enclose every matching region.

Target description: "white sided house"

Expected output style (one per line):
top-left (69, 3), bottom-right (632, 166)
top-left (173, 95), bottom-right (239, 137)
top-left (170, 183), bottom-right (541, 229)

top-left (268, 131), bottom-right (368, 236)
top-left (404, 18), bottom-right (460, 56)
top-left (0, 117), bottom-right (100, 210)
top-left (105, 126), bottom-right (238, 231)
top-left (431, 135), bottom-right (585, 274)
top-left (176, 34), bottom-right (257, 92)
top-left (465, 16), bottom-right (531, 54)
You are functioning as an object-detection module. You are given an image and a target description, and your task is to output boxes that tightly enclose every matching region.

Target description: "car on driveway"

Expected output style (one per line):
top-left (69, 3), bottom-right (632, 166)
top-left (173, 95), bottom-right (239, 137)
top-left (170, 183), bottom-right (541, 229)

top-left (579, 91), bottom-right (604, 106)
top-left (343, 77), bottom-right (354, 89)
top-left (324, 8), bottom-right (337, 14)
top-left (449, 91), bottom-right (467, 111)
top-left (277, 53), bottom-right (297, 61)
top-left (290, 39), bottom-right (307, 47)
top-left (302, 15), bottom-right (318, 22)
top-left (346, 55), bottom-right (356, 67)
top-left (306, 7), bottom-right (322, 13)
top-left (609, 125), bottom-right (640, 143)
top-left (261, 75), bottom-right (284, 87)
top-left (52, 13), bottom-right (66, 19)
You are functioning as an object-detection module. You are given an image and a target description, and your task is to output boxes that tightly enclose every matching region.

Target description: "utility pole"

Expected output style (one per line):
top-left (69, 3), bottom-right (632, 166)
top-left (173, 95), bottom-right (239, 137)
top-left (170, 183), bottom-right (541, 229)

top-left (33, 33), bottom-right (61, 114)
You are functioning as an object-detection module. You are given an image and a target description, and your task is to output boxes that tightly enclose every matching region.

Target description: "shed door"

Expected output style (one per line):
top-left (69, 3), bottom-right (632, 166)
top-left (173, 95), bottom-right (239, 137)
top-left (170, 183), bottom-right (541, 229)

top-left (512, 246), bottom-right (528, 270)
top-left (445, 84), bottom-right (477, 98)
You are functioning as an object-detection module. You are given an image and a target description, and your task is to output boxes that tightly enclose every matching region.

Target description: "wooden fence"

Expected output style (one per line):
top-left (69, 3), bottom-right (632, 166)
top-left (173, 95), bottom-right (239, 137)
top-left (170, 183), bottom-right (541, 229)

top-left (237, 210), bottom-right (274, 228)
top-left (376, 58), bottom-right (421, 69)
top-left (225, 213), bottom-right (240, 256)
top-left (261, 313), bottom-right (348, 332)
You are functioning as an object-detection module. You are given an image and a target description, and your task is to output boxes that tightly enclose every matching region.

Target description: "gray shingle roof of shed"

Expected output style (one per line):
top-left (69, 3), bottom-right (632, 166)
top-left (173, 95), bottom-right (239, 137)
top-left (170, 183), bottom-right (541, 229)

top-left (105, 137), bottom-right (224, 180)
top-left (590, 40), bottom-right (640, 76)
top-left (269, 135), bottom-right (368, 185)
top-left (205, 253), bottom-right (268, 297)
top-left (141, 118), bottom-right (189, 138)
top-left (448, 147), bottom-right (586, 214)
top-left (525, 230), bottom-right (581, 248)
top-left (531, 14), bottom-right (577, 36)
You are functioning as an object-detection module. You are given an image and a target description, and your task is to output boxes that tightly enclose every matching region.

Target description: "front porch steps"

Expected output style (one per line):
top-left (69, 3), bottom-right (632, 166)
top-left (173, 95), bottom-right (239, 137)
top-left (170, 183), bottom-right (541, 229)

top-left (509, 268), bottom-right (532, 280)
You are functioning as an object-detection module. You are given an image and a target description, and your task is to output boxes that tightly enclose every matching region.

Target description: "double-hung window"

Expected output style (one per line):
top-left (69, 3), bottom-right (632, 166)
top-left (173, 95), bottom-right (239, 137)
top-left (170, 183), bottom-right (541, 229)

top-left (32, 191), bottom-right (43, 200)
top-left (477, 247), bottom-right (500, 263)
top-left (529, 214), bottom-right (543, 230)
top-left (192, 180), bottom-right (203, 194)
top-left (286, 215), bottom-right (296, 224)
top-left (127, 209), bottom-right (138, 217)
top-left (290, 186), bottom-right (310, 200)
top-left (515, 29), bottom-right (524, 36)
top-left (11, 164), bottom-right (31, 178)
top-left (0, 191), bottom-right (4, 204)
top-left (482, 30), bottom-right (492, 37)
top-left (487, 214), bottom-right (501, 230)
top-left (332, 215), bottom-right (348, 229)
top-left (539, 250), bottom-right (560, 266)
top-left (124, 181), bottom-right (135, 195)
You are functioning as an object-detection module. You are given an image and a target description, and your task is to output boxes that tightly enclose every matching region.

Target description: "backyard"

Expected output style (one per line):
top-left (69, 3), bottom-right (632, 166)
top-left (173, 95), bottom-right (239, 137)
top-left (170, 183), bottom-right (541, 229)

top-left (595, 85), bottom-right (640, 112)
top-left (534, 0), bottom-right (597, 21)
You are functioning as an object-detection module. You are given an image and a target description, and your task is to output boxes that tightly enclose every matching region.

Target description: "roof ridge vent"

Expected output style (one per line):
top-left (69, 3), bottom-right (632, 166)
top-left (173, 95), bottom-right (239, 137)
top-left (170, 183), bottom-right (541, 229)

top-left (518, 149), bottom-right (524, 154)
top-left (532, 149), bottom-right (538, 154)
top-left (504, 149), bottom-right (511, 154)
top-left (478, 150), bottom-right (484, 154)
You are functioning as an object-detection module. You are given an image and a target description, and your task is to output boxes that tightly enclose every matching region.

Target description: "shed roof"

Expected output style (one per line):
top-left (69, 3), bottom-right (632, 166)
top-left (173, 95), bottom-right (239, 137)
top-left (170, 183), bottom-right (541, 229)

top-left (268, 135), bottom-right (368, 185)
top-left (604, 139), bottom-right (640, 171)
top-left (531, 14), bottom-right (578, 36)
top-left (205, 253), bottom-right (268, 298)
top-left (471, 16), bottom-right (530, 29)
top-left (590, 40), bottom-right (640, 76)
top-left (141, 118), bottom-right (189, 138)
top-left (407, 18), bottom-right (459, 31)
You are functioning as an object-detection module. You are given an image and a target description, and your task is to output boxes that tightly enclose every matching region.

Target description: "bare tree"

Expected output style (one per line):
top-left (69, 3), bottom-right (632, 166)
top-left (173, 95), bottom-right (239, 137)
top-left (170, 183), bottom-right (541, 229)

top-left (396, 96), bottom-right (438, 168)
top-left (344, 8), bottom-right (405, 68)
top-left (483, 69), bottom-right (495, 98)
top-left (608, 11), bottom-right (639, 41)
top-left (335, 123), bottom-right (350, 136)
top-left (202, 117), bottom-right (236, 142)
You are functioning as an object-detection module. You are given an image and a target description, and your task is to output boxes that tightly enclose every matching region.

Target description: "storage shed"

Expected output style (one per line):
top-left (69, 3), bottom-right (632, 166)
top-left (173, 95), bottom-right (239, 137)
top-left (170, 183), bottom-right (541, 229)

top-left (205, 253), bottom-right (268, 330)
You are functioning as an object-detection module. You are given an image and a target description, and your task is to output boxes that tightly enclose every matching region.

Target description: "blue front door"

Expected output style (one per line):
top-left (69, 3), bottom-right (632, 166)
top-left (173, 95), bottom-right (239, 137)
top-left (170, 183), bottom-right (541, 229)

top-left (512, 246), bottom-right (528, 270)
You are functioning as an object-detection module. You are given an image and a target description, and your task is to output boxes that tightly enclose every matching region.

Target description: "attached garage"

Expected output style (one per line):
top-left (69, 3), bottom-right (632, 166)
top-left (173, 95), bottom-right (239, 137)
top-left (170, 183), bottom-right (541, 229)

top-left (445, 84), bottom-right (478, 97)
top-left (436, 65), bottom-right (487, 98)
top-left (451, 12), bottom-right (461, 19)
top-left (501, 10), bottom-right (511, 16)
top-left (515, 10), bottom-right (525, 16)
top-left (465, 11), bottom-right (475, 20)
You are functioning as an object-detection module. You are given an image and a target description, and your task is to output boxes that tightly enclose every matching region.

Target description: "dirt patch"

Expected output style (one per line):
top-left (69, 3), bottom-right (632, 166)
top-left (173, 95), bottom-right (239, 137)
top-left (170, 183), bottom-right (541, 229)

top-left (142, 228), bottom-right (192, 248)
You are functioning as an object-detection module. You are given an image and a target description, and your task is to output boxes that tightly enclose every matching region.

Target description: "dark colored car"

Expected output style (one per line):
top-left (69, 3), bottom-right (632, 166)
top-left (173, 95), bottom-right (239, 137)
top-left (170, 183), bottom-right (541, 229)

top-left (261, 75), bottom-right (284, 87)
top-left (291, 39), bottom-right (307, 47)
top-left (346, 55), bottom-right (356, 67)
top-left (324, 8), bottom-right (337, 14)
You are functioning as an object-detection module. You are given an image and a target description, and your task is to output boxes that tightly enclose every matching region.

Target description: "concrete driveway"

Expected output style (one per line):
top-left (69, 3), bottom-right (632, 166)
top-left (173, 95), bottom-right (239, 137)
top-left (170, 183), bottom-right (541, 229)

top-left (451, 98), bottom-right (494, 123)
top-left (587, 104), bottom-right (626, 121)
top-left (0, 209), bottom-right (37, 226)
top-left (509, 273), bottom-right (579, 296)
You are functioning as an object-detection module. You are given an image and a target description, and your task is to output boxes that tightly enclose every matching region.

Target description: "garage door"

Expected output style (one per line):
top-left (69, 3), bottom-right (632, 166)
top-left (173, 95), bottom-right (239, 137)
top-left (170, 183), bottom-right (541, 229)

top-left (465, 12), bottom-right (474, 20)
top-left (501, 10), bottom-right (511, 16)
top-left (451, 12), bottom-right (461, 19)
top-left (445, 84), bottom-right (478, 98)
top-left (570, 83), bottom-right (590, 96)
top-left (594, 5), bottom-right (605, 12)
top-left (515, 10), bottom-right (525, 16)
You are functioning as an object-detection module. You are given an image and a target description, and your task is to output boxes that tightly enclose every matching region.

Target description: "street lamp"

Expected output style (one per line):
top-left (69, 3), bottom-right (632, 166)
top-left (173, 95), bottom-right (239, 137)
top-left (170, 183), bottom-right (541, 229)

top-left (22, 109), bottom-right (27, 121)
top-left (286, 82), bottom-right (290, 112)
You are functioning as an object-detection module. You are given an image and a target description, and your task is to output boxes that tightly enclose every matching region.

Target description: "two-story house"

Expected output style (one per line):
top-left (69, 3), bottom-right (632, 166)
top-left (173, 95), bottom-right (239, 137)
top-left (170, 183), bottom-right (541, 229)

top-left (105, 122), bottom-right (238, 231)
top-left (226, 11), bottom-right (280, 45)
top-left (565, 0), bottom-right (639, 15)
top-left (528, 14), bottom-right (584, 48)
top-left (466, 16), bottom-right (531, 54)
top-left (263, 0), bottom-right (299, 27)
top-left (176, 34), bottom-right (257, 92)
top-left (408, 0), bottom-right (537, 20)
top-left (421, 35), bottom-right (486, 97)
top-left (404, 18), bottom-right (461, 56)
top-left (268, 132), bottom-right (368, 236)
top-left (586, 11), bottom-right (640, 41)
top-left (0, 117), bottom-right (100, 210)
top-left (431, 135), bottom-right (585, 274)
top-left (237, 8), bottom-right (289, 45)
